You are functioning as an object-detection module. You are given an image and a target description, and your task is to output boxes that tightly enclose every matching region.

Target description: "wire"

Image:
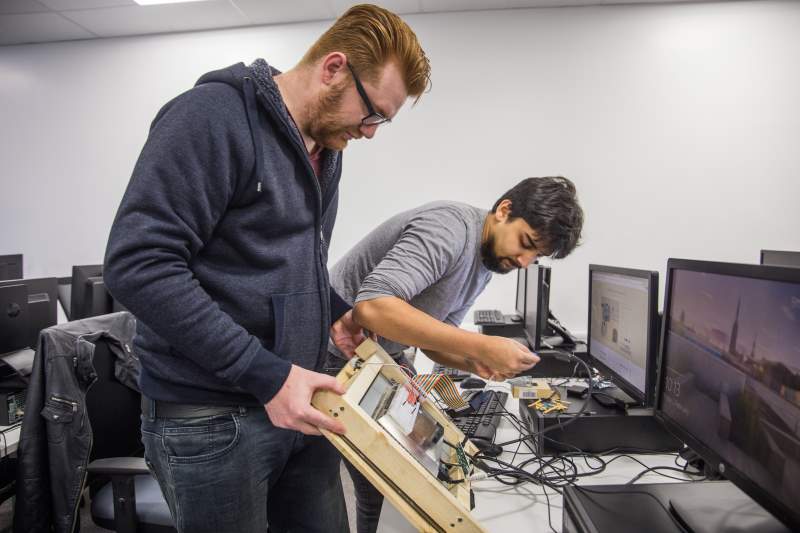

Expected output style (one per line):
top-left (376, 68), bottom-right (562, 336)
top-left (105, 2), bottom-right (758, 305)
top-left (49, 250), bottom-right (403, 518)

top-left (452, 350), bottom-right (707, 531)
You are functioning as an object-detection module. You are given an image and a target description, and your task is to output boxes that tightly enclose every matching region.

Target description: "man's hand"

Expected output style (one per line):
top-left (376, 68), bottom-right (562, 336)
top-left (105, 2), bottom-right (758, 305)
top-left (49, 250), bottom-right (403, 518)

top-left (469, 359), bottom-right (515, 382)
top-left (478, 336), bottom-right (540, 376)
top-left (330, 309), bottom-right (368, 358)
top-left (265, 365), bottom-right (347, 436)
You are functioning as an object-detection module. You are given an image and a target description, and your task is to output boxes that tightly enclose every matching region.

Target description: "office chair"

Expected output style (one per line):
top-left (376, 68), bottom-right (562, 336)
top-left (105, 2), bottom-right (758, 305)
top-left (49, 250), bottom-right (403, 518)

top-left (84, 338), bottom-right (175, 533)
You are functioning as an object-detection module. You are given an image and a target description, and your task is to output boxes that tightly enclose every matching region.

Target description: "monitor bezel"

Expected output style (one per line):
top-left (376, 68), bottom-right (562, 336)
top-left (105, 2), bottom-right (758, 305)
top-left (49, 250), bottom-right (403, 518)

top-left (0, 254), bottom-right (23, 282)
top-left (0, 277), bottom-right (58, 351)
top-left (514, 267), bottom-right (527, 320)
top-left (70, 265), bottom-right (104, 320)
top-left (655, 258), bottom-right (800, 530)
top-left (587, 264), bottom-right (659, 406)
top-left (760, 249), bottom-right (800, 268)
top-left (523, 264), bottom-right (551, 351)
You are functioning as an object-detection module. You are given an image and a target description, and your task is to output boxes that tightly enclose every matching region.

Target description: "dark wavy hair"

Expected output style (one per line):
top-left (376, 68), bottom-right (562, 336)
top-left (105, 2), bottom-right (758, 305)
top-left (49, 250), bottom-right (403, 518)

top-left (491, 176), bottom-right (584, 259)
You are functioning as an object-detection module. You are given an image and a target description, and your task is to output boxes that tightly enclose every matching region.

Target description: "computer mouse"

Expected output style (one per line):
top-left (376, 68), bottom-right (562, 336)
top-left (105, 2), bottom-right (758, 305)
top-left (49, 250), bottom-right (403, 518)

top-left (460, 377), bottom-right (486, 389)
top-left (471, 438), bottom-right (502, 457)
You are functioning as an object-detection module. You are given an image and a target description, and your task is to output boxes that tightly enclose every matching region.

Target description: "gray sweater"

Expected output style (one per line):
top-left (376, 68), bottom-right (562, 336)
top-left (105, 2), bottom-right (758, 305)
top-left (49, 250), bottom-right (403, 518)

top-left (330, 201), bottom-right (492, 357)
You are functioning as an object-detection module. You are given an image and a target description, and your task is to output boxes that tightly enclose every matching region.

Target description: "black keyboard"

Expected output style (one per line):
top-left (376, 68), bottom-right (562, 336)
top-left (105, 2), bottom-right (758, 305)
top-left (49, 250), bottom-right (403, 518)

top-left (474, 309), bottom-right (505, 325)
top-left (432, 362), bottom-right (471, 381)
top-left (452, 390), bottom-right (508, 443)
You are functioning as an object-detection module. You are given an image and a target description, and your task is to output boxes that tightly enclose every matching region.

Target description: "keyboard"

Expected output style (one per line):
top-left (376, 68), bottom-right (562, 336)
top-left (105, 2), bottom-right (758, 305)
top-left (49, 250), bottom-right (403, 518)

top-left (452, 390), bottom-right (508, 443)
top-left (432, 362), bottom-right (471, 381)
top-left (473, 309), bottom-right (505, 325)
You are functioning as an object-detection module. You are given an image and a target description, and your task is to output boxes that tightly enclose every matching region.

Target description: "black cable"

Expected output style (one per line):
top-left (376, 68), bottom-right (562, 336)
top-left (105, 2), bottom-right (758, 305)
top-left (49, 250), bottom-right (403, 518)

top-left (446, 351), bottom-right (703, 530)
top-left (626, 465), bottom-right (706, 485)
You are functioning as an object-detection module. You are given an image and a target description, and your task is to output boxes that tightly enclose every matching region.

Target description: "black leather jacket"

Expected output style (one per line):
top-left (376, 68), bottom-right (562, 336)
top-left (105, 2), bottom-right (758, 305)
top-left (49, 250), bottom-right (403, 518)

top-left (14, 312), bottom-right (138, 533)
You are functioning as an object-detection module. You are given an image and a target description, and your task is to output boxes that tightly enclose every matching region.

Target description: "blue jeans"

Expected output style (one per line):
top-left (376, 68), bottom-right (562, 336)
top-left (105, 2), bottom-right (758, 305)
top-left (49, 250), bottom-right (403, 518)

top-left (141, 403), bottom-right (349, 533)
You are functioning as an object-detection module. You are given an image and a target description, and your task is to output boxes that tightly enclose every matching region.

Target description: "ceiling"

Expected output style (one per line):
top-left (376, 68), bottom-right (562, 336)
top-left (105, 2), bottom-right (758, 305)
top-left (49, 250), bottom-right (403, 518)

top-left (0, 0), bottom-right (731, 47)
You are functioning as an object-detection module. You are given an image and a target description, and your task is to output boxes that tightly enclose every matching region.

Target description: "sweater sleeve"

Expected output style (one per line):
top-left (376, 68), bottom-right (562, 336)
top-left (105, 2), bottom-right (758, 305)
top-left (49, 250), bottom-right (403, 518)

top-left (103, 83), bottom-right (290, 405)
top-left (355, 207), bottom-right (469, 304)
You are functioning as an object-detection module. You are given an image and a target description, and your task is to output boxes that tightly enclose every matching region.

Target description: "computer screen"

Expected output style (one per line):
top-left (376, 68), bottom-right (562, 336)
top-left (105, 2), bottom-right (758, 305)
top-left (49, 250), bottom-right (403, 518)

top-left (588, 265), bottom-right (659, 405)
top-left (71, 265), bottom-right (114, 320)
top-left (0, 254), bottom-right (23, 281)
top-left (524, 265), bottom-right (551, 351)
top-left (515, 267), bottom-right (526, 318)
top-left (657, 259), bottom-right (800, 530)
top-left (760, 249), bottom-right (800, 268)
top-left (0, 277), bottom-right (58, 353)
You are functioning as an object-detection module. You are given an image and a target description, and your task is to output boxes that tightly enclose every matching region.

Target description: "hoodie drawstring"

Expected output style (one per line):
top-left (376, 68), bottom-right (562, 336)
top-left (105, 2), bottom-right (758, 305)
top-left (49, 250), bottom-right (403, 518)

top-left (242, 77), bottom-right (264, 192)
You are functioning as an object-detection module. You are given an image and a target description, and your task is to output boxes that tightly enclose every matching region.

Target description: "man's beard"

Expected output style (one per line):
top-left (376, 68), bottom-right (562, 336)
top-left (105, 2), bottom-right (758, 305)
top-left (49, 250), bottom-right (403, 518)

top-left (480, 235), bottom-right (515, 274)
top-left (307, 81), bottom-right (354, 151)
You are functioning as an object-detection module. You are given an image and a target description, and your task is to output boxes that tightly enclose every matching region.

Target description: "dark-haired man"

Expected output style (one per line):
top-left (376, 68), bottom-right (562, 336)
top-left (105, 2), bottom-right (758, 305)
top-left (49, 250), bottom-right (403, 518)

top-left (327, 176), bottom-right (584, 533)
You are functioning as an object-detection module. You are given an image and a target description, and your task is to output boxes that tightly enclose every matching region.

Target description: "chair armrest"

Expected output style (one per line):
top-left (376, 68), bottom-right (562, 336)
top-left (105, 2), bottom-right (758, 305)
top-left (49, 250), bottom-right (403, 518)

top-left (88, 457), bottom-right (149, 533)
top-left (87, 457), bottom-right (149, 476)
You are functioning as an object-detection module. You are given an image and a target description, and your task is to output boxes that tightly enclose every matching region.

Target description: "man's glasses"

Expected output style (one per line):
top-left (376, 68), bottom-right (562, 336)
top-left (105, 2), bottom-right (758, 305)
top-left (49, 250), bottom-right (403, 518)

top-left (347, 63), bottom-right (391, 127)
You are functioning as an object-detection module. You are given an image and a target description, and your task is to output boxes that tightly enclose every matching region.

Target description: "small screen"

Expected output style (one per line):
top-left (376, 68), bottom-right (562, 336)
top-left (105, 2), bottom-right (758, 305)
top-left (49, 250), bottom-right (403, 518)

top-left (660, 269), bottom-right (800, 518)
top-left (589, 270), bottom-right (651, 396)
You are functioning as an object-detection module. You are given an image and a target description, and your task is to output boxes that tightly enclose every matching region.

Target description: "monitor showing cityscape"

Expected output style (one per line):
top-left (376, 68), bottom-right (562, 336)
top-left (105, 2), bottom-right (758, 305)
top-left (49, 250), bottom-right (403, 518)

top-left (657, 259), bottom-right (800, 530)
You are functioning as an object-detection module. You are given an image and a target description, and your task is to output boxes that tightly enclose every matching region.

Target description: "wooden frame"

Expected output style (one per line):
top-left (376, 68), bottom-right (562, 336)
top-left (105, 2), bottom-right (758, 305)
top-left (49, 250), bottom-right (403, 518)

top-left (312, 339), bottom-right (488, 533)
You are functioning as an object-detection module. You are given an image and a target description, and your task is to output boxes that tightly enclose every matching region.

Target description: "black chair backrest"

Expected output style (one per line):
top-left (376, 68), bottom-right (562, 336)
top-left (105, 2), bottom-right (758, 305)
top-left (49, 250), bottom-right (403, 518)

top-left (85, 339), bottom-right (142, 461)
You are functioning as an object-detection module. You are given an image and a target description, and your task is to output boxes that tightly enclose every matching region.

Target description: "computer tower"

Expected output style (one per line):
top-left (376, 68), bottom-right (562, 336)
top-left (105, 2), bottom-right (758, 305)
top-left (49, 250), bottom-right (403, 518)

top-left (518, 395), bottom-right (681, 454)
top-left (0, 388), bottom-right (26, 426)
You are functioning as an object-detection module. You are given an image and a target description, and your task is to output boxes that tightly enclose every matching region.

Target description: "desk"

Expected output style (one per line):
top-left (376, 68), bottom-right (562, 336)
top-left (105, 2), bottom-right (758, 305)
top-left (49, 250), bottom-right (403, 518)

top-left (0, 425), bottom-right (20, 459)
top-left (378, 351), bottom-right (694, 533)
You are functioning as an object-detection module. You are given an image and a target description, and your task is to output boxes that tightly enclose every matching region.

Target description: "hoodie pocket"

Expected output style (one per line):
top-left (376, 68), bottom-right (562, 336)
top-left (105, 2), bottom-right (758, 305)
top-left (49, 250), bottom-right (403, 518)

top-left (271, 290), bottom-right (324, 364)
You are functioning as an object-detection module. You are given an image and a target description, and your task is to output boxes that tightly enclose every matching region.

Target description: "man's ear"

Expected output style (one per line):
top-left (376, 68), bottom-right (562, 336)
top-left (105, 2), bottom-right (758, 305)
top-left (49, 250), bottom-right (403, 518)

top-left (494, 199), bottom-right (512, 223)
top-left (320, 52), bottom-right (347, 86)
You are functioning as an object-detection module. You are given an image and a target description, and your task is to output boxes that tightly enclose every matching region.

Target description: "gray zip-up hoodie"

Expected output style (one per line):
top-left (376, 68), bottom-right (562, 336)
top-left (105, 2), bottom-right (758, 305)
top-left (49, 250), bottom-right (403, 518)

top-left (104, 59), bottom-right (349, 407)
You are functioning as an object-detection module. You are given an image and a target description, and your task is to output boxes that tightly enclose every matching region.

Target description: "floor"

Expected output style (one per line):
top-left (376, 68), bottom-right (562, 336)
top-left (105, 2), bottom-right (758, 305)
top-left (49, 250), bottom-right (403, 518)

top-left (0, 465), bottom-right (358, 532)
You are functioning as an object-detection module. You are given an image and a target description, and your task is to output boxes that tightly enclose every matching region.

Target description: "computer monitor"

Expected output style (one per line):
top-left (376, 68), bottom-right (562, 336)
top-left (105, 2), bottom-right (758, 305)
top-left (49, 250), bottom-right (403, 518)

top-left (656, 259), bottom-right (800, 530)
top-left (515, 267), bottom-right (526, 319)
top-left (524, 264), bottom-right (551, 351)
top-left (0, 277), bottom-right (58, 353)
top-left (0, 254), bottom-right (23, 281)
top-left (588, 265), bottom-right (659, 406)
top-left (760, 249), bottom-right (800, 268)
top-left (57, 276), bottom-right (72, 320)
top-left (70, 265), bottom-right (113, 320)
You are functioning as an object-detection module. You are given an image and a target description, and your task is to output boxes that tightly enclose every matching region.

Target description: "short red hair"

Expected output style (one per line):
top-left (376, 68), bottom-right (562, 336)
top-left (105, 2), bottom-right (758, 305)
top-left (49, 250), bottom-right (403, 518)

top-left (301, 4), bottom-right (431, 102)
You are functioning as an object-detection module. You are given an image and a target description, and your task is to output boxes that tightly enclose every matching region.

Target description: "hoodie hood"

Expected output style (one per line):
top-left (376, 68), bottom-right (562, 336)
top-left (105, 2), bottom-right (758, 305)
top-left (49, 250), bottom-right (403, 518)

top-left (195, 59), bottom-right (288, 126)
top-left (193, 58), bottom-right (340, 191)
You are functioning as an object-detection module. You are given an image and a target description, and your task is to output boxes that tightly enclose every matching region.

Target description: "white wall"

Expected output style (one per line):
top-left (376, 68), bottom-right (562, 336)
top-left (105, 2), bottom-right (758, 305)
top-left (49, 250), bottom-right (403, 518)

top-left (2, 1), bottom-right (799, 335)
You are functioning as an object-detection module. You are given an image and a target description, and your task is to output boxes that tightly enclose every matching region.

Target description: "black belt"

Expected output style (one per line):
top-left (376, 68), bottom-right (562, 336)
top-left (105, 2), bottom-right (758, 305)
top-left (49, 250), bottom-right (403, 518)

top-left (141, 396), bottom-right (243, 419)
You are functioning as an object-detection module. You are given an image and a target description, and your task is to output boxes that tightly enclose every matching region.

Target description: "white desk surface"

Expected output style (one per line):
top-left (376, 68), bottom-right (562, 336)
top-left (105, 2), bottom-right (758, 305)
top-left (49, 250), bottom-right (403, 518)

top-left (0, 424), bottom-right (20, 459)
top-left (378, 350), bottom-right (694, 533)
